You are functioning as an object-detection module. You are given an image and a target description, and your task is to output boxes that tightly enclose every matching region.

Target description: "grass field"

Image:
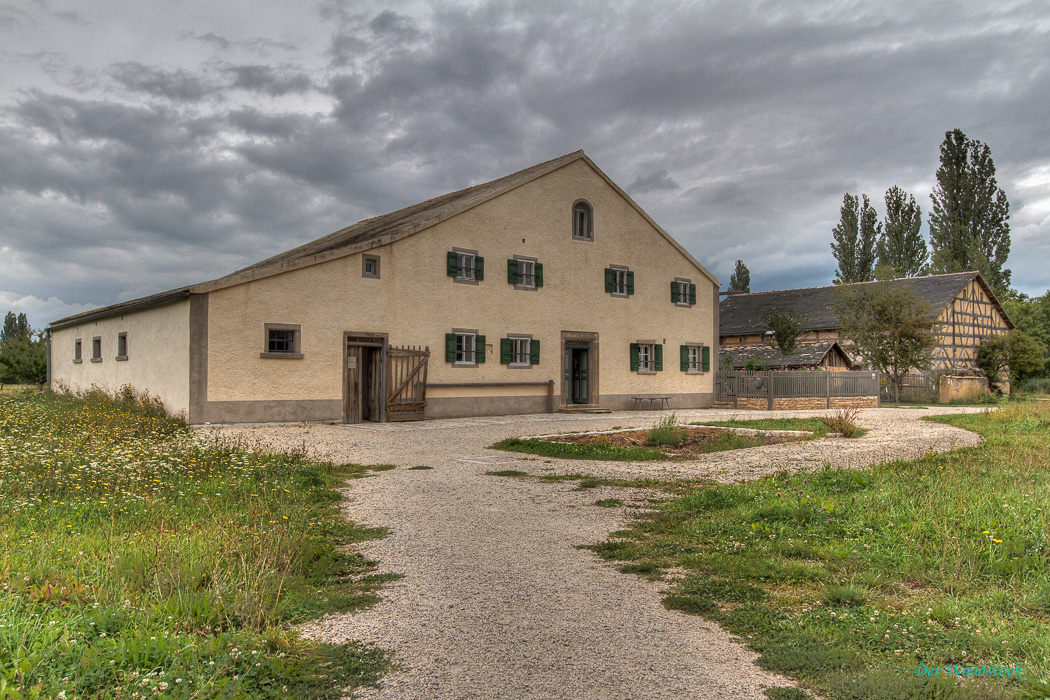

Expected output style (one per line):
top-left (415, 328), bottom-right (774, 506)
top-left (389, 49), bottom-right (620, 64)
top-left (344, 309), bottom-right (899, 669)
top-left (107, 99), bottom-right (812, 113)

top-left (0, 389), bottom-right (392, 698)
top-left (593, 401), bottom-right (1050, 699)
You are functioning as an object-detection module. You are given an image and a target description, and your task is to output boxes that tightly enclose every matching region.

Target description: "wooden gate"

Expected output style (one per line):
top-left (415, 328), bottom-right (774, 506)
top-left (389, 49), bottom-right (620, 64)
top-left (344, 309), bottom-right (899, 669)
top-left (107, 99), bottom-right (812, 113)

top-left (386, 345), bottom-right (429, 422)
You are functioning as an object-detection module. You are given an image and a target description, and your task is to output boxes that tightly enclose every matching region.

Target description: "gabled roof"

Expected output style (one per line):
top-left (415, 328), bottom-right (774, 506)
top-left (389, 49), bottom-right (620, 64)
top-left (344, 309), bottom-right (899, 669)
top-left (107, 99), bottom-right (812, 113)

top-left (719, 272), bottom-right (1013, 337)
top-left (51, 150), bottom-right (717, 329)
top-left (719, 341), bottom-right (853, 369)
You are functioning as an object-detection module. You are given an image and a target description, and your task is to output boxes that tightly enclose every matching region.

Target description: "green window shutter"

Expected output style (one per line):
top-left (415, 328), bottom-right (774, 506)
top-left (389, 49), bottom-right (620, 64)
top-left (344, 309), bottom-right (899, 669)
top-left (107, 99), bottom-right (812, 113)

top-left (474, 256), bottom-right (484, 281)
top-left (689, 283), bottom-right (697, 305)
top-left (445, 333), bottom-right (457, 362)
top-left (630, 343), bottom-right (640, 371)
top-left (446, 251), bottom-right (458, 277)
top-left (702, 345), bottom-right (711, 372)
top-left (680, 345), bottom-right (689, 371)
top-left (507, 259), bottom-right (518, 285)
top-left (604, 268), bottom-right (615, 293)
top-left (626, 271), bottom-right (635, 295)
top-left (475, 335), bottom-right (486, 363)
top-left (530, 338), bottom-right (540, 365)
top-left (671, 280), bottom-right (679, 303)
top-left (535, 262), bottom-right (544, 287)
top-left (500, 338), bottom-right (512, 364)
top-left (654, 344), bottom-right (663, 371)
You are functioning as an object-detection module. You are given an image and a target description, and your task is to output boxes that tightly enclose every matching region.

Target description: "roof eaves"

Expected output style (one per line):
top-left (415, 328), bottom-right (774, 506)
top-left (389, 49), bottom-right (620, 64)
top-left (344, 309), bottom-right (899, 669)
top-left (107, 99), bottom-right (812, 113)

top-left (48, 290), bottom-right (192, 331)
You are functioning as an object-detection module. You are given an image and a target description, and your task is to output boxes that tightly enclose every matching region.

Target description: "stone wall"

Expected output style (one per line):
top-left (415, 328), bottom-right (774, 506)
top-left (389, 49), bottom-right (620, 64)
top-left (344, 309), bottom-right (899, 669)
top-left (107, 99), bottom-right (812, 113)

top-left (772, 397), bottom-right (827, 410)
top-left (830, 396), bottom-right (878, 409)
top-left (939, 375), bottom-right (988, 404)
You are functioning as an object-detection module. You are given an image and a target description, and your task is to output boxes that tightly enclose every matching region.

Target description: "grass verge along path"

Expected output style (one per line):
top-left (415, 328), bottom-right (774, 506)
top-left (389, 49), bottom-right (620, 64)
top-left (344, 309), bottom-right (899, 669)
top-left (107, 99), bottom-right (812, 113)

top-left (593, 402), bottom-right (1050, 700)
top-left (0, 389), bottom-right (393, 698)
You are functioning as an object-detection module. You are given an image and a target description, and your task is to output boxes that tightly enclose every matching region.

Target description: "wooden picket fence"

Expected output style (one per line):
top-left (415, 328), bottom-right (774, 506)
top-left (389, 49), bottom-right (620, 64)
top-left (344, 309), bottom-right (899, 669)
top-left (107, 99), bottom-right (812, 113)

top-left (716, 370), bottom-right (881, 409)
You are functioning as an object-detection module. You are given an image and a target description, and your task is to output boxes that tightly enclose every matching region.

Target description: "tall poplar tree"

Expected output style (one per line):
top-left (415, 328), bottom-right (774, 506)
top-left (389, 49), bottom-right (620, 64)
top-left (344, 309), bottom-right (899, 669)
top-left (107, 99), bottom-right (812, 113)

top-left (876, 186), bottom-right (927, 279)
top-left (929, 129), bottom-right (1011, 294)
top-left (831, 193), bottom-right (879, 284)
top-left (728, 260), bottom-right (750, 293)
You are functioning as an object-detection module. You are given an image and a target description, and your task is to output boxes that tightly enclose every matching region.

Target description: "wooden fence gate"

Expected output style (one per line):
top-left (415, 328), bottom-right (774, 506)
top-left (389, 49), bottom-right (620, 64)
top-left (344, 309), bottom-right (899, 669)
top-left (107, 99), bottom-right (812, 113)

top-left (386, 345), bottom-right (430, 422)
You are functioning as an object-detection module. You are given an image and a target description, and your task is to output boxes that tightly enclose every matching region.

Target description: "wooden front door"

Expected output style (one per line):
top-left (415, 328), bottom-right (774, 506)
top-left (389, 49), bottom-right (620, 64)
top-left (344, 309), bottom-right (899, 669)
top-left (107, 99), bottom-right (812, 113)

top-left (565, 344), bottom-right (590, 404)
top-left (345, 338), bottom-right (385, 423)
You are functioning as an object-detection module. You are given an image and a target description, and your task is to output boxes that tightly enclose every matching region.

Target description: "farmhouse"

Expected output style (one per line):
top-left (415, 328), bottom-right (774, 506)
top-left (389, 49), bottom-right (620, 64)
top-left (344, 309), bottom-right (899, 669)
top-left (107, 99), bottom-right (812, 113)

top-left (719, 271), bottom-right (1013, 373)
top-left (48, 151), bottom-right (720, 424)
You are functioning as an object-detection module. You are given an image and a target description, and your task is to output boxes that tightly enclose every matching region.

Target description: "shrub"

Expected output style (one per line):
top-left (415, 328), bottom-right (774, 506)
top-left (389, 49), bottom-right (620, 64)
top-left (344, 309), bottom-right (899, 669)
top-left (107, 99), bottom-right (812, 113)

top-left (820, 408), bottom-right (860, 437)
top-left (646, 412), bottom-right (688, 446)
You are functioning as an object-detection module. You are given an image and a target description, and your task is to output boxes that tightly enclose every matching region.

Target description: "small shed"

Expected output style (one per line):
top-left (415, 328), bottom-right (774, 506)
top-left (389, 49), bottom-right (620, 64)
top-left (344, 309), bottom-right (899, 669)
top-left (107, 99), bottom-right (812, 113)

top-left (720, 341), bottom-right (853, 370)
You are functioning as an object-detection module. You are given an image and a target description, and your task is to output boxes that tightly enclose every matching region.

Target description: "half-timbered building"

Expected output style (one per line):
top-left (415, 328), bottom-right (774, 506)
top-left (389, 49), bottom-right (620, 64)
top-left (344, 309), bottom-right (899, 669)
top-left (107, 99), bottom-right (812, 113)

top-left (719, 272), bottom-right (1013, 373)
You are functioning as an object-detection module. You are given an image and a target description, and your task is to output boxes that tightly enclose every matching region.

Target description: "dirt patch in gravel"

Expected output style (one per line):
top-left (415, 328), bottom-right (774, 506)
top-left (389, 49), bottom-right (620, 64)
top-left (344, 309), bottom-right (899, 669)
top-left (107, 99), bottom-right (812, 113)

top-left (544, 426), bottom-right (806, 459)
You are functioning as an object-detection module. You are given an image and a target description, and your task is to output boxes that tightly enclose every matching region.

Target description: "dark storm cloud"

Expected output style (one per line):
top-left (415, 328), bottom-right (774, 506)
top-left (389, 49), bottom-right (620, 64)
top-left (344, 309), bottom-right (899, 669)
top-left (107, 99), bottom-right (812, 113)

top-left (109, 62), bottom-right (218, 102)
top-left (2, 0), bottom-right (1049, 328)
top-left (225, 64), bottom-right (314, 95)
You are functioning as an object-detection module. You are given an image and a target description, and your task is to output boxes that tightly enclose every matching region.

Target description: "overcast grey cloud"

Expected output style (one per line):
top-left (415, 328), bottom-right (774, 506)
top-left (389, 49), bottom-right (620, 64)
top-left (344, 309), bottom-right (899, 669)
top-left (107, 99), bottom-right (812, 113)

top-left (1, 0), bottom-right (1048, 329)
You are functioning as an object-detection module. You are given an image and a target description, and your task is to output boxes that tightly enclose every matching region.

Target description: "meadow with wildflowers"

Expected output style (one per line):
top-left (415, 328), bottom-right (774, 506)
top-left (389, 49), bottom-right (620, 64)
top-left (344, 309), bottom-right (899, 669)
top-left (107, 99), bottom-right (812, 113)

top-left (0, 389), bottom-right (393, 698)
top-left (593, 401), bottom-right (1050, 699)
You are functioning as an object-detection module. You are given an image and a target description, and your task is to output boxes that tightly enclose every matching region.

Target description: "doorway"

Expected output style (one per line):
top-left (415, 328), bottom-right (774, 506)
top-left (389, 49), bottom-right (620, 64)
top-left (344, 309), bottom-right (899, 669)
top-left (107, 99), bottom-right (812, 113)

top-left (344, 334), bottom-right (386, 423)
top-left (569, 346), bottom-right (589, 404)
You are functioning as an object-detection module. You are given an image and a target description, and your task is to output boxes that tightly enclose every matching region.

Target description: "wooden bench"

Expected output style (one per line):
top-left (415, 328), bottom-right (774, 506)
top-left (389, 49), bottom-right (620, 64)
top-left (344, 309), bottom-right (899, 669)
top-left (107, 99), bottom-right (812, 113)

top-left (630, 396), bottom-right (671, 410)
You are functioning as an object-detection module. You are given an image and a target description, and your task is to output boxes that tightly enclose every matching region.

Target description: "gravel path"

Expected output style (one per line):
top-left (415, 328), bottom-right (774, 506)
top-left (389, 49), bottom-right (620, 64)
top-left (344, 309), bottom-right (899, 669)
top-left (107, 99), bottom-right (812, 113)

top-left (206, 406), bottom-right (984, 699)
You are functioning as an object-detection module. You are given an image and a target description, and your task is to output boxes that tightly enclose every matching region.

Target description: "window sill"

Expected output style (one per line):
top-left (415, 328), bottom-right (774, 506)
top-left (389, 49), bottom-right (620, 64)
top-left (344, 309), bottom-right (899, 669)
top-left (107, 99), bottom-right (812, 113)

top-left (90, 358), bottom-right (102, 363)
top-left (453, 277), bottom-right (479, 285)
top-left (675, 302), bottom-right (693, 308)
top-left (610, 293), bottom-right (630, 299)
top-left (685, 369), bottom-right (704, 375)
top-left (507, 363), bottom-right (533, 369)
top-left (260, 352), bottom-right (304, 359)
top-left (115, 356), bottom-right (128, 362)
top-left (572, 236), bottom-right (593, 242)
top-left (452, 362), bottom-right (478, 368)
top-left (513, 284), bottom-right (538, 292)
top-left (73, 359), bottom-right (83, 364)
top-left (636, 369), bottom-right (657, 375)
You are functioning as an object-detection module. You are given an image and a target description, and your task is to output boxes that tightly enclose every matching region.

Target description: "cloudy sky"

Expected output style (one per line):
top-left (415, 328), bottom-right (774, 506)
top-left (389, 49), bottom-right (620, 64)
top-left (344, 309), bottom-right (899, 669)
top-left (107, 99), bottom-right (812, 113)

top-left (2, 0), bottom-right (1048, 329)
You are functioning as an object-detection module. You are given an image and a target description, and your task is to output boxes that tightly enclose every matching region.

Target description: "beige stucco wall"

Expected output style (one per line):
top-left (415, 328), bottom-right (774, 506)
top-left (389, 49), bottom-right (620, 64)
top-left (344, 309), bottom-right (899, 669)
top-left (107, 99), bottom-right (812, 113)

top-left (50, 300), bottom-right (191, 417)
top-left (204, 158), bottom-right (716, 412)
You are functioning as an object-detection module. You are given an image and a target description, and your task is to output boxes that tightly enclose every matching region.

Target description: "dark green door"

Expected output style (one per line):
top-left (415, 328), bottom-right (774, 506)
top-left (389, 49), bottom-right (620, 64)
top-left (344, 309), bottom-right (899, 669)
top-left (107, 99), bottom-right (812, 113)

top-left (571, 347), bottom-right (589, 404)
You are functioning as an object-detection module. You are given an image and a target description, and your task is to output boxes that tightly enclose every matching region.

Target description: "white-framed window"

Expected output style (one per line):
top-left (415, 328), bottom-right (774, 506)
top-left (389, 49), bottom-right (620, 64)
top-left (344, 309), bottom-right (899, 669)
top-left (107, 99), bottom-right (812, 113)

top-left (262, 323), bottom-right (303, 359)
top-left (116, 332), bottom-right (128, 360)
top-left (73, 338), bottom-right (82, 363)
top-left (572, 200), bottom-right (593, 240)
top-left (638, 343), bottom-right (652, 371)
top-left (672, 278), bottom-right (696, 306)
top-left (456, 333), bottom-right (475, 363)
top-left (456, 253), bottom-right (475, 280)
top-left (447, 249), bottom-right (484, 283)
top-left (445, 330), bottom-right (484, 366)
top-left (606, 266), bottom-right (633, 297)
top-left (630, 341), bottom-right (662, 373)
top-left (680, 343), bottom-right (709, 374)
top-left (510, 337), bottom-right (531, 366)
top-left (362, 254), bottom-right (380, 279)
top-left (518, 260), bottom-right (535, 288)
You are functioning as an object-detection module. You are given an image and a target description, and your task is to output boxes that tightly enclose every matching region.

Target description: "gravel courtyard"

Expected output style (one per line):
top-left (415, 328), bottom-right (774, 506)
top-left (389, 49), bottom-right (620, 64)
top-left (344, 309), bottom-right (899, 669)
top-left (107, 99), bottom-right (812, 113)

top-left (207, 406), bottom-right (984, 699)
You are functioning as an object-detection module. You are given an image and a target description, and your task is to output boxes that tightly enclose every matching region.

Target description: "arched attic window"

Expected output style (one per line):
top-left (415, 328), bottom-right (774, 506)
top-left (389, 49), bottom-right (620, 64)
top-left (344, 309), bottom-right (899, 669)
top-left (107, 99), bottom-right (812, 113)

top-left (572, 200), bottom-right (593, 241)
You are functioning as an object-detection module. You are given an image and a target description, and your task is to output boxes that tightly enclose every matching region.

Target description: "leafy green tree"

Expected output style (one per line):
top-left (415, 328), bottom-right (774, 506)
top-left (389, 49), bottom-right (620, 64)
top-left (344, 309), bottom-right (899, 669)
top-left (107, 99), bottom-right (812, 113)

top-left (976, 330), bottom-right (1046, 393)
top-left (877, 186), bottom-right (927, 279)
top-left (1, 312), bottom-right (29, 347)
top-left (1001, 289), bottom-right (1050, 364)
top-left (719, 351), bottom-right (735, 374)
top-left (831, 282), bottom-right (939, 402)
top-left (762, 306), bottom-right (807, 359)
top-left (831, 194), bottom-right (879, 284)
top-left (0, 331), bottom-right (47, 385)
top-left (929, 129), bottom-right (1011, 295)
top-left (728, 260), bottom-right (751, 293)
